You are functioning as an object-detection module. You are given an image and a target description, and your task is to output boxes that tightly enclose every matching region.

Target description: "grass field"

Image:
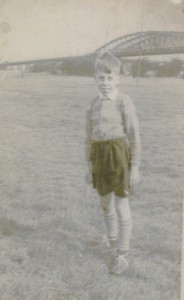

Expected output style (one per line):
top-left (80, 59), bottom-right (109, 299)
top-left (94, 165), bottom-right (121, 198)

top-left (0, 72), bottom-right (183, 300)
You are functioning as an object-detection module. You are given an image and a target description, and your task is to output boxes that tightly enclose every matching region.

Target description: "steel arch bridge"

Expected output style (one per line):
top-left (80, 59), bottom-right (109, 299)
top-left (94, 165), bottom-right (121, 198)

top-left (94, 31), bottom-right (184, 57)
top-left (1, 31), bottom-right (184, 67)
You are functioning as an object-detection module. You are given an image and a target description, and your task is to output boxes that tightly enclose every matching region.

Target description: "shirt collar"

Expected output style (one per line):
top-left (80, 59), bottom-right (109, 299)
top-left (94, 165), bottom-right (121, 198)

top-left (99, 89), bottom-right (119, 101)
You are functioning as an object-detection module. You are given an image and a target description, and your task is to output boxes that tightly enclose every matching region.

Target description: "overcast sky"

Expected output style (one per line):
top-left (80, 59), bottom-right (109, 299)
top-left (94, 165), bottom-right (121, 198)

top-left (0, 0), bottom-right (184, 62)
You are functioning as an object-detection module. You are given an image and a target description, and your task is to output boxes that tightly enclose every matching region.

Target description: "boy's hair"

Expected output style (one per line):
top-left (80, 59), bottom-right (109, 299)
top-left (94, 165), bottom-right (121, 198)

top-left (94, 51), bottom-right (121, 75)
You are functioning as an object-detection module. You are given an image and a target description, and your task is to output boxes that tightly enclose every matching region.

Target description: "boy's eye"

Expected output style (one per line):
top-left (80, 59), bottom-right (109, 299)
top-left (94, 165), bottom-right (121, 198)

top-left (97, 76), bottom-right (113, 81)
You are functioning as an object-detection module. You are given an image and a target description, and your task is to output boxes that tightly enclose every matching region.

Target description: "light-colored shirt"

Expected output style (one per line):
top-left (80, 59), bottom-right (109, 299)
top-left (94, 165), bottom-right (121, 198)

top-left (85, 90), bottom-right (141, 167)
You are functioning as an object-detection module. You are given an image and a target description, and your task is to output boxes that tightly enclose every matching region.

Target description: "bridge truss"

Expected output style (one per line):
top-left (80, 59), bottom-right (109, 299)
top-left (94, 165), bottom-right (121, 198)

top-left (94, 31), bottom-right (184, 57)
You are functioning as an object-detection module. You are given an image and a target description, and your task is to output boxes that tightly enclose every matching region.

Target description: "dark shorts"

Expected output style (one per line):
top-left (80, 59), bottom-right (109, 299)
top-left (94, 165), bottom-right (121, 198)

top-left (90, 138), bottom-right (131, 197)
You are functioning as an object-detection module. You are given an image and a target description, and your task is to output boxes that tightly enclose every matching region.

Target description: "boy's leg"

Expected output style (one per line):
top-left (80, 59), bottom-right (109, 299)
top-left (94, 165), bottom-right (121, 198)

top-left (109, 196), bottom-right (132, 275)
top-left (100, 193), bottom-right (118, 247)
top-left (115, 196), bottom-right (132, 255)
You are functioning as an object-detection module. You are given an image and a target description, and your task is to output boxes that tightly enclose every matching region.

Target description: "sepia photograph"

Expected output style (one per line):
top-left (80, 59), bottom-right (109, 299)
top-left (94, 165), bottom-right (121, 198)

top-left (0, 0), bottom-right (184, 299)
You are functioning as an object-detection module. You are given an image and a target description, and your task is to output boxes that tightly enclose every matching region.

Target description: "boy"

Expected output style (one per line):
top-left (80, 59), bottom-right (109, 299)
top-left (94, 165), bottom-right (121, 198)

top-left (85, 52), bottom-right (141, 275)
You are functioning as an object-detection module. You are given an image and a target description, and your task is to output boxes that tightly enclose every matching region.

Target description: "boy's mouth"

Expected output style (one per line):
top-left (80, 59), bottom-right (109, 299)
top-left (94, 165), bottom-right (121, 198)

top-left (101, 87), bottom-right (111, 90)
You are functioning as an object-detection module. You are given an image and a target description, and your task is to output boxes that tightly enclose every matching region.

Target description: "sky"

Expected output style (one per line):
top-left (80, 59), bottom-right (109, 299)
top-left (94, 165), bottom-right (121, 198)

top-left (0, 0), bottom-right (184, 62)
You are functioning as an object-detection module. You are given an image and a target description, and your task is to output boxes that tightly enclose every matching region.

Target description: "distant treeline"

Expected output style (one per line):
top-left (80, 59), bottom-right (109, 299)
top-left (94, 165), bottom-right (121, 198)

top-left (31, 56), bottom-right (95, 76)
top-left (30, 56), bottom-right (184, 78)
top-left (131, 58), bottom-right (184, 78)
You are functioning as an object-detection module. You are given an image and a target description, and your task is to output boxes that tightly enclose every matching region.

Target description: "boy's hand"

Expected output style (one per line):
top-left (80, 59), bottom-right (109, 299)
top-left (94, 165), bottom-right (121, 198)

top-left (130, 166), bottom-right (140, 187)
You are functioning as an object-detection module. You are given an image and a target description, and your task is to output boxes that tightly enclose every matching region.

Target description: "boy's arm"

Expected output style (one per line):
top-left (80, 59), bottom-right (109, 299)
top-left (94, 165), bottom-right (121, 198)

top-left (85, 105), bottom-right (92, 171)
top-left (122, 97), bottom-right (141, 185)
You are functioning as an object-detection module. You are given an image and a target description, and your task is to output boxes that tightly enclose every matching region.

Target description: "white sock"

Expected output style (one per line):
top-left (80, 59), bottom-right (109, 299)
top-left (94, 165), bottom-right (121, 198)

top-left (118, 218), bottom-right (132, 254)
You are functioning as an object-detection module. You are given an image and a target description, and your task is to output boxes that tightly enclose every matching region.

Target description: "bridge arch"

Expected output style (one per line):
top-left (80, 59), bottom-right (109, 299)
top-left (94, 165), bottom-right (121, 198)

top-left (94, 31), bottom-right (184, 57)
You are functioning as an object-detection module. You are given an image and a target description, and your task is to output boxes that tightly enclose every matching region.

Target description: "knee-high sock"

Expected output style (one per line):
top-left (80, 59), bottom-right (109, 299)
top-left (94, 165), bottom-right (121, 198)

top-left (118, 218), bottom-right (132, 252)
top-left (115, 196), bottom-right (132, 253)
top-left (101, 193), bottom-right (118, 245)
top-left (103, 209), bottom-right (118, 244)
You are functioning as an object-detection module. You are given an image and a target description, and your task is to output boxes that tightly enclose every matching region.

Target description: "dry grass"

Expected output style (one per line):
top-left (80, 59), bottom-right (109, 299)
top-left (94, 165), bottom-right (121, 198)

top-left (0, 72), bottom-right (183, 300)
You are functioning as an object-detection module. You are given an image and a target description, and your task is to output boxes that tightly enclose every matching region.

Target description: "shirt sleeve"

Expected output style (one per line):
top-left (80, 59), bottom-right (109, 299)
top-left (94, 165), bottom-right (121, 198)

top-left (121, 96), bottom-right (141, 167)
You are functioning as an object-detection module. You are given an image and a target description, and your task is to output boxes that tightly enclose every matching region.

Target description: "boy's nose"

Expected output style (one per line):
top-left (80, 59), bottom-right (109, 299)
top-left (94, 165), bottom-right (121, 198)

top-left (103, 78), bottom-right (108, 84)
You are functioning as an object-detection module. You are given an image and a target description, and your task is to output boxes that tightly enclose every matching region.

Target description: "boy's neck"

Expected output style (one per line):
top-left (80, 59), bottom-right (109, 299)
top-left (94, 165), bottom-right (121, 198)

top-left (99, 89), bottom-right (119, 100)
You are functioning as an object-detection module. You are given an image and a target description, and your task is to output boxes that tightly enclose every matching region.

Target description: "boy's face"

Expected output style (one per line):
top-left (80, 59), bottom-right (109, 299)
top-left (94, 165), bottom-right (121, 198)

top-left (95, 72), bottom-right (120, 97)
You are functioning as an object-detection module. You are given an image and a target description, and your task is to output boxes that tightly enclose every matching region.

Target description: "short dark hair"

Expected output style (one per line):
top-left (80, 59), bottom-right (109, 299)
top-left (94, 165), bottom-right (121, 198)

top-left (95, 51), bottom-right (121, 75)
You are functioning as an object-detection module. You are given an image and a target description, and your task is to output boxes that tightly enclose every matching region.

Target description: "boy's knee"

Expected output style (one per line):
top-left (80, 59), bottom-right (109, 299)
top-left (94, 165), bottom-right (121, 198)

top-left (116, 207), bottom-right (132, 223)
top-left (100, 201), bottom-right (115, 217)
top-left (100, 194), bottom-right (112, 211)
top-left (115, 197), bottom-right (131, 218)
top-left (117, 209), bottom-right (132, 223)
top-left (100, 201), bottom-right (109, 212)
